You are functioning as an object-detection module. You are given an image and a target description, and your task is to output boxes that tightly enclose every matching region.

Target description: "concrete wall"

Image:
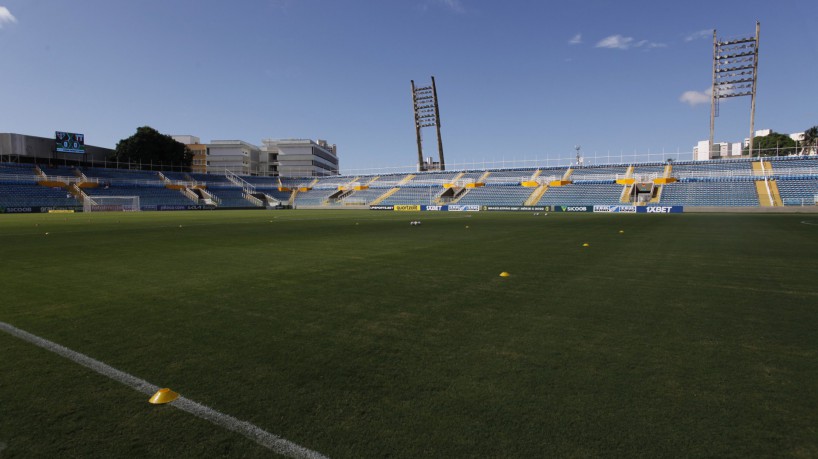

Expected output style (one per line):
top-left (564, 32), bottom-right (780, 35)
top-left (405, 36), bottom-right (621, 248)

top-left (0, 133), bottom-right (113, 164)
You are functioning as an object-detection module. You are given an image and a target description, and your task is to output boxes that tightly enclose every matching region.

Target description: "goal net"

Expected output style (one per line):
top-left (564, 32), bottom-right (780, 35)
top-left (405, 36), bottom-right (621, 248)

top-left (83, 196), bottom-right (141, 212)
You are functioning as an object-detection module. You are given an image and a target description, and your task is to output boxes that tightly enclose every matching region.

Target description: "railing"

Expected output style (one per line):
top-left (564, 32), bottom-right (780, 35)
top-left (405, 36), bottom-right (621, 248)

top-left (244, 193), bottom-right (264, 207)
top-left (226, 170), bottom-right (256, 196)
top-left (263, 193), bottom-right (282, 205)
top-left (201, 189), bottom-right (221, 205)
top-left (782, 197), bottom-right (818, 206)
top-left (617, 173), bottom-right (660, 182)
top-left (182, 188), bottom-right (199, 203)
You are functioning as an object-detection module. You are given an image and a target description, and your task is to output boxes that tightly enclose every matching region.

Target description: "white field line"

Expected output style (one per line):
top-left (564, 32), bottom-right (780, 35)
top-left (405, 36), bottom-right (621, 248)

top-left (801, 220), bottom-right (818, 226)
top-left (0, 321), bottom-right (328, 459)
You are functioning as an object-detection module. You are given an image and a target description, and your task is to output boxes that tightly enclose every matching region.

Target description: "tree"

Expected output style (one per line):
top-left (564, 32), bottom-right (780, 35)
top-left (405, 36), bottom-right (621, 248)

top-left (113, 126), bottom-right (192, 170)
top-left (802, 125), bottom-right (818, 155)
top-left (743, 131), bottom-right (797, 157)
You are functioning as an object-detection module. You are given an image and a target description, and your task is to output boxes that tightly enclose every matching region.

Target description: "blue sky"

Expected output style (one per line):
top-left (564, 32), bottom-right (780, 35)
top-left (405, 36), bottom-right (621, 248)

top-left (1, 0), bottom-right (816, 172)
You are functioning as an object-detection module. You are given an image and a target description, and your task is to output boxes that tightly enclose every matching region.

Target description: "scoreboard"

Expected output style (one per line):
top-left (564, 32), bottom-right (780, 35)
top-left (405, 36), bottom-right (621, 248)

top-left (56, 131), bottom-right (85, 154)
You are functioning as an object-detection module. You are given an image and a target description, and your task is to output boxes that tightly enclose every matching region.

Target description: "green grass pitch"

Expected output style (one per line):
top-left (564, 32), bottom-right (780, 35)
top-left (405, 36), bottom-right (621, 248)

top-left (1, 210), bottom-right (817, 457)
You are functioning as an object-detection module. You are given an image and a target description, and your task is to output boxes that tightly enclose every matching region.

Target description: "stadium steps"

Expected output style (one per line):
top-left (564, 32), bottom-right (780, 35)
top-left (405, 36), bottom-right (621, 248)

top-left (398, 174), bottom-right (415, 185)
top-left (751, 160), bottom-right (769, 177)
top-left (650, 184), bottom-right (664, 203)
top-left (365, 176), bottom-right (380, 186)
top-left (68, 183), bottom-right (87, 202)
top-left (200, 188), bottom-right (221, 205)
top-left (769, 181), bottom-right (783, 206)
top-left (620, 184), bottom-right (633, 203)
top-left (449, 172), bottom-right (465, 183)
top-left (446, 187), bottom-right (471, 204)
top-left (562, 168), bottom-right (573, 181)
top-left (646, 164), bottom-right (673, 203)
top-left (34, 166), bottom-right (47, 180)
top-left (370, 188), bottom-right (400, 205)
top-left (524, 184), bottom-right (548, 205)
top-left (530, 169), bottom-right (542, 180)
top-left (477, 171), bottom-right (491, 182)
top-left (181, 187), bottom-right (199, 203)
top-left (245, 193), bottom-right (264, 207)
top-left (753, 161), bottom-right (782, 206)
top-left (755, 180), bottom-right (782, 206)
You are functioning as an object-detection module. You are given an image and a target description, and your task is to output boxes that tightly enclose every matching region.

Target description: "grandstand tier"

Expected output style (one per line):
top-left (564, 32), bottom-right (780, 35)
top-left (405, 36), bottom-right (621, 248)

top-left (2, 155), bottom-right (818, 211)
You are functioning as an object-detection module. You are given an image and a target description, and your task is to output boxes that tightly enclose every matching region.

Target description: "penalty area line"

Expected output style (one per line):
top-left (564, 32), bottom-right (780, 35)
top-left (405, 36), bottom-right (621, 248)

top-left (0, 320), bottom-right (328, 459)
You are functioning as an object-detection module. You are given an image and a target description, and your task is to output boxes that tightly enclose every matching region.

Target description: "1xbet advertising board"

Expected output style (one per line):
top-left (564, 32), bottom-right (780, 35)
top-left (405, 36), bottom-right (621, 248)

top-left (637, 206), bottom-right (684, 213)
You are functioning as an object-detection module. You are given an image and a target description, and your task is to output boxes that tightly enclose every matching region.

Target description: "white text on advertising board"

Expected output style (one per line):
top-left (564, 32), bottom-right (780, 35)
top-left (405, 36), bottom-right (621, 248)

top-left (448, 205), bottom-right (480, 212)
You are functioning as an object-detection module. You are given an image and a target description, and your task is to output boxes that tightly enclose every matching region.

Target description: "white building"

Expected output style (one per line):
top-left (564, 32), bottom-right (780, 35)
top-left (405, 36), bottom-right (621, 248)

top-left (693, 140), bottom-right (736, 161)
top-left (693, 129), bottom-right (804, 160)
top-left (260, 139), bottom-right (339, 177)
top-left (206, 140), bottom-right (260, 175)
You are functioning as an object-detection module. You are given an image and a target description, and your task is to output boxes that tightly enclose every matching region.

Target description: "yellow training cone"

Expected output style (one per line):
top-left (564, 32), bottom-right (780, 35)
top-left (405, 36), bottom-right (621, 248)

top-left (149, 388), bottom-right (179, 405)
top-left (619, 230), bottom-right (624, 234)
top-left (582, 243), bottom-right (590, 247)
top-left (499, 272), bottom-right (511, 277)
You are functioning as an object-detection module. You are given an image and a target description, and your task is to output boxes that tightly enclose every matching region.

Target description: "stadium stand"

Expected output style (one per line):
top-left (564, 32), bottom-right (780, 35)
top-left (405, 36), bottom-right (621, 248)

top-left (671, 159), bottom-right (753, 179)
top-left (776, 178), bottom-right (818, 206)
top-left (570, 165), bottom-right (629, 182)
top-left (0, 163), bottom-right (38, 178)
top-left (655, 179), bottom-right (758, 207)
top-left (457, 185), bottom-right (533, 206)
top-left (410, 171), bottom-right (461, 186)
top-left (86, 184), bottom-right (195, 208)
top-left (83, 167), bottom-right (163, 184)
top-left (206, 188), bottom-right (261, 208)
top-left (483, 168), bottom-right (538, 185)
top-left (539, 182), bottom-right (623, 205)
top-left (379, 186), bottom-right (441, 205)
top-left (340, 187), bottom-right (389, 205)
top-left (161, 171), bottom-right (195, 182)
top-left (2, 158), bottom-right (818, 210)
top-left (0, 182), bottom-right (79, 207)
top-left (189, 173), bottom-right (234, 185)
top-left (37, 165), bottom-right (82, 178)
top-left (293, 189), bottom-right (338, 206)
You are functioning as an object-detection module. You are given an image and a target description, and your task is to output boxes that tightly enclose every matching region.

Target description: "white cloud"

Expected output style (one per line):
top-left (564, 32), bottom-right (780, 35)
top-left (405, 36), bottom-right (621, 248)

top-left (596, 34), bottom-right (665, 50)
top-left (685, 29), bottom-right (713, 42)
top-left (432, 0), bottom-right (465, 13)
top-left (596, 34), bottom-right (634, 50)
top-left (0, 6), bottom-right (17, 27)
top-left (680, 87), bottom-right (712, 106)
top-left (569, 33), bottom-right (582, 45)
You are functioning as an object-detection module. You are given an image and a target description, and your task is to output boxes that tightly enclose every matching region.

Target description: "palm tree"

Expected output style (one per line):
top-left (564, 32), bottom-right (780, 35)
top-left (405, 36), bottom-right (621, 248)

top-left (802, 126), bottom-right (818, 155)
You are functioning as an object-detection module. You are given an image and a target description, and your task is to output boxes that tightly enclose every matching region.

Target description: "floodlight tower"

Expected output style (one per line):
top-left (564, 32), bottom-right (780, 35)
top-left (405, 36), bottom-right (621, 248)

top-left (411, 76), bottom-right (445, 171)
top-left (709, 22), bottom-right (760, 158)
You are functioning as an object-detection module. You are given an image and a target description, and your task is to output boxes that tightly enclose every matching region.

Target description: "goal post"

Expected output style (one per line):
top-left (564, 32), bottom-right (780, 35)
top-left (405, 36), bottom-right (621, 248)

top-left (83, 196), bottom-right (141, 212)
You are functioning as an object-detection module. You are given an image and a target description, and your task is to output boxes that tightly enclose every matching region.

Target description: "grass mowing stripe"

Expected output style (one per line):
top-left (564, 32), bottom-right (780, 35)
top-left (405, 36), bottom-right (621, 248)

top-left (0, 320), bottom-right (328, 459)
